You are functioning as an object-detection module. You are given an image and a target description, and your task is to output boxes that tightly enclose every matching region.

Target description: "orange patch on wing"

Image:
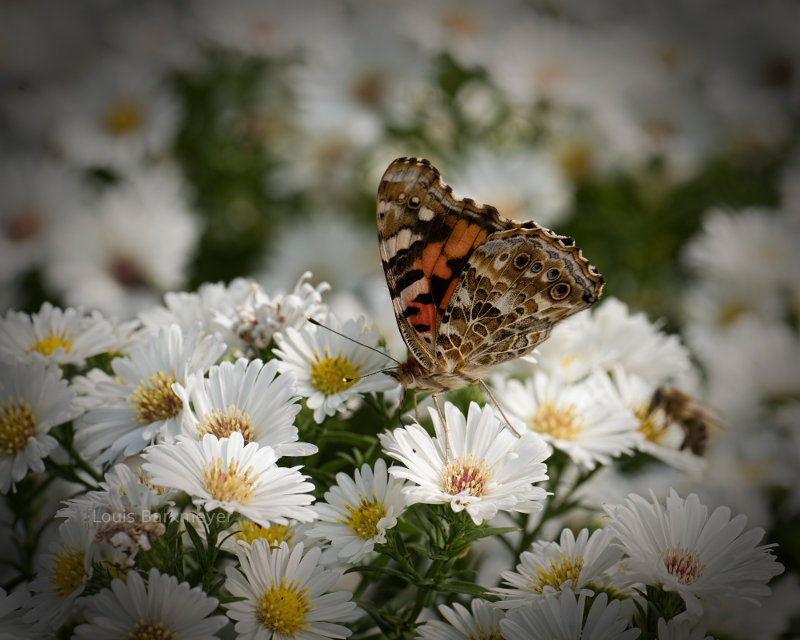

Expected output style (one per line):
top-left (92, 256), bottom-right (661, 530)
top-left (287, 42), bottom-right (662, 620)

top-left (443, 220), bottom-right (483, 260)
top-left (422, 241), bottom-right (446, 276)
top-left (439, 278), bottom-right (459, 310)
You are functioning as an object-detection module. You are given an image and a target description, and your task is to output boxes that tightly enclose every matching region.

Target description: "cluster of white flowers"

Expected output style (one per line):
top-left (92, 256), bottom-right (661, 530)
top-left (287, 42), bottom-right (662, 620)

top-left (0, 275), bottom-right (790, 637)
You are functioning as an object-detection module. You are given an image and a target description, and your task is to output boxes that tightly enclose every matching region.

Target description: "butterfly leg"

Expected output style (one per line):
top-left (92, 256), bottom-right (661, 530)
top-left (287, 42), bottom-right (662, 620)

top-left (476, 378), bottom-right (522, 437)
top-left (431, 392), bottom-right (452, 463)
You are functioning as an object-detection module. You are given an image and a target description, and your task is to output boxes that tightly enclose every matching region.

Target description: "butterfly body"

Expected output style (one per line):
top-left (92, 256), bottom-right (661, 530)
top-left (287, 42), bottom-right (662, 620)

top-left (377, 156), bottom-right (604, 400)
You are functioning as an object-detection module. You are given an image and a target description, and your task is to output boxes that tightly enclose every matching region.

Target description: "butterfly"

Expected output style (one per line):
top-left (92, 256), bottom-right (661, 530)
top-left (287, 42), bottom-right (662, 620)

top-left (376, 157), bottom-right (605, 437)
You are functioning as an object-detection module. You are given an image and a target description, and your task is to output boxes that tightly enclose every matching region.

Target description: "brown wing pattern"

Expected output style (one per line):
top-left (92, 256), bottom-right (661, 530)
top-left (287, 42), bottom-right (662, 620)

top-left (376, 157), bottom-right (510, 368)
top-left (437, 227), bottom-right (605, 373)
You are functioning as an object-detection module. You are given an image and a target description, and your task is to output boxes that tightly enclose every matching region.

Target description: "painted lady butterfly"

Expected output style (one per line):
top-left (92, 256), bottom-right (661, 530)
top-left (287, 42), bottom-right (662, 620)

top-left (377, 157), bottom-right (605, 430)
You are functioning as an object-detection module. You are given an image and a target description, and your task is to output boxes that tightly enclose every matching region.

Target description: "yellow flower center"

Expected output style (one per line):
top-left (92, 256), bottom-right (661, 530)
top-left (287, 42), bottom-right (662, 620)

top-left (308, 347), bottom-right (361, 396)
top-left (340, 493), bottom-right (386, 540)
top-left (29, 329), bottom-right (74, 356)
top-left (48, 544), bottom-right (86, 597)
top-left (635, 403), bottom-right (668, 444)
top-left (129, 370), bottom-right (182, 424)
top-left (202, 457), bottom-right (258, 504)
top-left (103, 99), bottom-right (145, 136)
top-left (199, 405), bottom-right (255, 444)
top-left (468, 626), bottom-right (503, 640)
top-left (234, 520), bottom-right (294, 547)
top-left (527, 551), bottom-right (584, 594)
top-left (662, 546), bottom-right (706, 585)
top-left (0, 396), bottom-right (36, 455)
top-left (257, 576), bottom-right (312, 634)
top-left (442, 454), bottom-right (488, 497)
top-left (127, 620), bottom-right (175, 640)
top-left (531, 401), bottom-right (582, 440)
top-left (556, 141), bottom-right (594, 182)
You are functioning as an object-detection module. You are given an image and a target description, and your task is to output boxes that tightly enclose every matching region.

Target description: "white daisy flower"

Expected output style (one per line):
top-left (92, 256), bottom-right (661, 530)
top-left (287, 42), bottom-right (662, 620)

top-left (22, 515), bottom-right (99, 631)
top-left (604, 489), bottom-right (784, 618)
top-left (74, 323), bottom-right (226, 464)
top-left (500, 589), bottom-right (639, 640)
top-left (43, 167), bottom-right (201, 319)
top-left (142, 432), bottom-right (315, 528)
top-left (493, 527), bottom-right (626, 608)
top-left (0, 302), bottom-right (117, 366)
top-left (415, 598), bottom-right (504, 640)
top-left (495, 370), bottom-right (640, 470)
top-left (175, 357), bottom-right (315, 458)
top-left (213, 272), bottom-right (330, 353)
top-left (50, 55), bottom-right (179, 169)
top-left (306, 458), bottom-right (406, 563)
top-left (0, 360), bottom-right (81, 493)
top-left (224, 539), bottom-right (358, 639)
top-left (57, 463), bottom-right (171, 558)
top-left (379, 402), bottom-right (550, 525)
top-left (612, 367), bottom-right (707, 478)
top-left (273, 314), bottom-right (395, 424)
top-left (73, 568), bottom-right (227, 639)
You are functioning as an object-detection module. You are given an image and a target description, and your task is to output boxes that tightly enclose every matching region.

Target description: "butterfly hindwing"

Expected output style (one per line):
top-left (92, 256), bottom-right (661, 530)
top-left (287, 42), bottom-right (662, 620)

top-left (377, 157), bottom-right (509, 367)
top-left (436, 227), bottom-right (605, 373)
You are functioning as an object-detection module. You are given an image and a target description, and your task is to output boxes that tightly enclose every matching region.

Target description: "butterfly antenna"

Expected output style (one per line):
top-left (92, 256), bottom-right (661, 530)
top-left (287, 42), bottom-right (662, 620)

top-left (306, 317), bottom-right (403, 365)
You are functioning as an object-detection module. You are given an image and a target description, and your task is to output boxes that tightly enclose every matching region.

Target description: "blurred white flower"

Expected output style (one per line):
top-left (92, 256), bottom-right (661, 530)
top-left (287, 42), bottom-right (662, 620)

top-left (294, 16), bottom-right (431, 144)
top-left (174, 357), bottom-right (315, 458)
top-left (0, 302), bottom-right (117, 367)
top-left (495, 370), bottom-right (640, 470)
top-left (189, 0), bottom-right (342, 58)
top-left (493, 528), bottom-right (626, 608)
top-left (273, 314), bottom-right (395, 423)
top-left (73, 568), bottom-right (227, 640)
top-left (657, 616), bottom-right (712, 640)
top-left (0, 157), bottom-right (89, 291)
top-left (683, 208), bottom-right (800, 291)
top-left (307, 458), bottom-right (406, 563)
top-left (49, 55), bottom-right (180, 169)
top-left (449, 149), bottom-right (572, 227)
top-left (500, 589), bottom-right (638, 640)
top-left (142, 432), bottom-right (316, 528)
top-left (43, 168), bottom-right (201, 319)
top-left (0, 586), bottom-right (47, 639)
top-left (535, 298), bottom-right (693, 386)
top-left (416, 598), bottom-right (504, 640)
top-left (604, 489), bottom-right (784, 619)
top-left (0, 360), bottom-right (81, 493)
top-left (75, 323), bottom-right (225, 464)
top-left (380, 402), bottom-right (550, 525)
top-left (224, 540), bottom-right (357, 638)
top-left (258, 213), bottom-right (380, 296)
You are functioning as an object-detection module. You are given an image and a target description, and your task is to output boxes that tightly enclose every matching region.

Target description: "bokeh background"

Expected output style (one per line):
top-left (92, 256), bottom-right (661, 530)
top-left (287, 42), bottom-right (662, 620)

top-left (2, 0), bottom-right (799, 633)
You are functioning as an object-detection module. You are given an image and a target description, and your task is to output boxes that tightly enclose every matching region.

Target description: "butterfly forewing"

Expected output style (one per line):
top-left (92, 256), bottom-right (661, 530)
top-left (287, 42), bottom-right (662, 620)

top-left (377, 157), bottom-right (509, 366)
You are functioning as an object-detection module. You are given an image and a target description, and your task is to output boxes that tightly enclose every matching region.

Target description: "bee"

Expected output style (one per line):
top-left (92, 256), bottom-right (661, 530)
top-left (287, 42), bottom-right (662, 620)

top-left (646, 387), bottom-right (720, 456)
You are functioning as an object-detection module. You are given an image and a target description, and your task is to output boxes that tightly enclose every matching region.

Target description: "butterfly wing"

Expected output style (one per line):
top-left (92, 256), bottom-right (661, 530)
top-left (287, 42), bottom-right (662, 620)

top-left (377, 157), bottom-right (509, 369)
top-left (436, 226), bottom-right (605, 372)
